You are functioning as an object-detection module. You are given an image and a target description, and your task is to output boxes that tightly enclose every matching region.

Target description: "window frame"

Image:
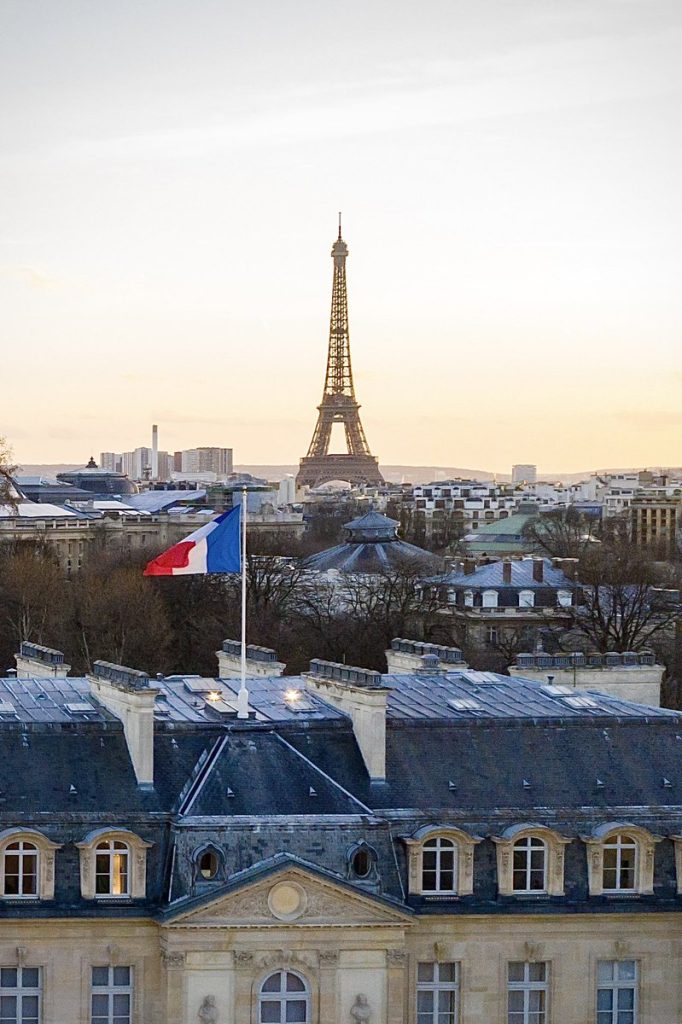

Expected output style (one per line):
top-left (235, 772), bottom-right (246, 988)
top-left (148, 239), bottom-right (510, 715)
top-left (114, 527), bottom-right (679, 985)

top-left (416, 961), bottom-right (460, 1024)
top-left (258, 969), bottom-right (310, 1024)
top-left (90, 964), bottom-right (133, 1024)
top-left (596, 959), bottom-right (638, 1024)
top-left (601, 834), bottom-right (638, 894)
top-left (94, 839), bottom-right (130, 898)
top-left (507, 960), bottom-right (550, 1024)
top-left (511, 835), bottom-right (548, 894)
top-left (0, 965), bottom-right (42, 1024)
top-left (421, 837), bottom-right (458, 895)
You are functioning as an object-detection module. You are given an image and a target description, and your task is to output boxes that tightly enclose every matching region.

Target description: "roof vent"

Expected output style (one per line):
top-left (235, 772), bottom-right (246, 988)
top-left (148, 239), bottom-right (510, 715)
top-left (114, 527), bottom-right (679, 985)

top-left (448, 780), bottom-right (457, 791)
top-left (522, 779), bottom-right (531, 789)
top-left (564, 695), bottom-right (599, 709)
top-left (0, 701), bottom-right (16, 716)
top-left (448, 697), bottom-right (481, 711)
top-left (309, 787), bottom-right (317, 797)
top-left (64, 702), bottom-right (95, 716)
top-left (663, 778), bottom-right (672, 788)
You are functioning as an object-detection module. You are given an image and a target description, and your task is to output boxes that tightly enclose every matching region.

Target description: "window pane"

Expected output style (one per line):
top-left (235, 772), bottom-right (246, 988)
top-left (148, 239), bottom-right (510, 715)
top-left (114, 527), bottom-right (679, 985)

top-left (597, 989), bottom-right (613, 1011)
top-left (22, 995), bottom-right (39, 1018)
top-left (285, 974), bottom-right (305, 992)
top-left (0, 971), bottom-right (17, 989)
top-left (22, 968), bottom-right (39, 988)
top-left (417, 963), bottom-right (435, 982)
top-left (529, 990), bottom-right (546, 1011)
top-left (92, 994), bottom-right (109, 1015)
top-left (262, 974), bottom-right (282, 993)
top-left (422, 870), bottom-right (437, 890)
top-left (508, 991), bottom-right (524, 1011)
top-left (0, 996), bottom-right (16, 1017)
top-left (617, 988), bottom-right (635, 1010)
top-left (260, 1002), bottom-right (280, 1024)
top-left (597, 961), bottom-right (614, 984)
top-left (92, 967), bottom-right (109, 987)
top-left (113, 966), bottom-right (131, 986)
top-left (508, 962), bottom-right (525, 983)
top-left (438, 990), bottom-right (456, 1013)
top-left (439, 962), bottom-right (457, 984)
top-left (417, 991), bottom-right (433, 1014)
top-left (529, 963), bottom-right (546, 983)
top-left (113, 994), bottom-right (131, 1014)
top-left (285, 1000), bottom-right (307, 1023)
top-left (617, 961), bottom-right (637, 981)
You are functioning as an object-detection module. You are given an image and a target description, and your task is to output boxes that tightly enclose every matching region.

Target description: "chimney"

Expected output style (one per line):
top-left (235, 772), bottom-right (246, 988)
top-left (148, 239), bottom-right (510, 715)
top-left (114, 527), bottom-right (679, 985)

top-left (532, 559), bottom-right (544, 583)
top-left (502, 561), bottom-right (513, 584)
top-left (305, 660), bottom-right (389, 781)
top-left (151, 424), bottom-right (159, 480)
top-left (15, 642), bottom-right (71, 678)
top-left (217, 639), bottom-right (285, 678)
top-left (463, 558), bottom-right (476, 576)
top-left (87, 661), bottom-right (159, 788)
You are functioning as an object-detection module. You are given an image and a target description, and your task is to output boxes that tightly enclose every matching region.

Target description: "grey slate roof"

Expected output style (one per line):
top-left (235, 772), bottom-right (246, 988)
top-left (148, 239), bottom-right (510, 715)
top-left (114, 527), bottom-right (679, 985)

top-left (438, 557), bottom-right (572, 589)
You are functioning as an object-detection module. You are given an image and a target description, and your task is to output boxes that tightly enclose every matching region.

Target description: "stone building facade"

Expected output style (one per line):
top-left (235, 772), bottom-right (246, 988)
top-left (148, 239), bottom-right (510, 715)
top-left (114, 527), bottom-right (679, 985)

top-left (0, 648), bottom-right (681, 1022)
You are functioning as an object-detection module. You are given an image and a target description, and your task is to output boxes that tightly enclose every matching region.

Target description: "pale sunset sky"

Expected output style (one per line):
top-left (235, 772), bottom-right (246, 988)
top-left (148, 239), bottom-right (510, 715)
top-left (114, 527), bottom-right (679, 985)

top-left (1, 0), bottom-right (681, 473)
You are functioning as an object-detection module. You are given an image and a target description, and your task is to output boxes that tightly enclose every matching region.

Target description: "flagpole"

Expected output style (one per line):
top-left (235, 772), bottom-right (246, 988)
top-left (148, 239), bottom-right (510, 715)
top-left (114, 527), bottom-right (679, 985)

top-left (237, 486), bottom-right (249, 719)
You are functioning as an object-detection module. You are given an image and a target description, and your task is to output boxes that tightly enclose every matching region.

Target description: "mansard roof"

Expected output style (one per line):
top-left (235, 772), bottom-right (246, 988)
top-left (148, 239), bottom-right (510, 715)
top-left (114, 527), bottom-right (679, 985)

top-left (438, 557), bottom-right (572, 589)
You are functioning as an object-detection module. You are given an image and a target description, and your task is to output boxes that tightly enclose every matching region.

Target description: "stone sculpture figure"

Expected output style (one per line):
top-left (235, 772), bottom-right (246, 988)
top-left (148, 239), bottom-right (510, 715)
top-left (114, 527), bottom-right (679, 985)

top-left (197, 995), bottom-right (219, 1024)
top-left (350, 993), bottom-right (371, 1023)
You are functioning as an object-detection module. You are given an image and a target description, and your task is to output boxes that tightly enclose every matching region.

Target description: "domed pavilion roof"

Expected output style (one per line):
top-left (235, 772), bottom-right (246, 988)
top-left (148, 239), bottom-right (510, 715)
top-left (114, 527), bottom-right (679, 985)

top-left (303, 511), bottom-right (442, 574)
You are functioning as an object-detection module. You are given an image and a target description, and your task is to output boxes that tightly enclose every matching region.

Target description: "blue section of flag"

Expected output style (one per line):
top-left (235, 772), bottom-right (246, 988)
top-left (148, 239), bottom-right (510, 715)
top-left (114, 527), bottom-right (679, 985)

top-left (205, 505), bottom-right (241, 573)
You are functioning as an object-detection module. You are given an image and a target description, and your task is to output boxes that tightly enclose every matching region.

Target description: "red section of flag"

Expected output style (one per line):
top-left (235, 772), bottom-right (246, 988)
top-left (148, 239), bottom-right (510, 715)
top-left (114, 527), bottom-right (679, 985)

top-left (143, 540), bottom-right (195, 576)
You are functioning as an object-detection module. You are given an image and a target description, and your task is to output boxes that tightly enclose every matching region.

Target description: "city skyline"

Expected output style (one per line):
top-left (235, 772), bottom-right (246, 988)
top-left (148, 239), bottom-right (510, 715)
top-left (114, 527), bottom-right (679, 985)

top-left (2, 1), bottom-right (681, 471)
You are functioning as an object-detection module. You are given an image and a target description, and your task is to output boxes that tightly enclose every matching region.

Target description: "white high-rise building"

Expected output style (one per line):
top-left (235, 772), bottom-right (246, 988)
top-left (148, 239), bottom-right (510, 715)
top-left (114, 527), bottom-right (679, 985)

top-left (512, 464), bottom-right (537, 485)
top-left (180, 447), bottom-right (233, 478)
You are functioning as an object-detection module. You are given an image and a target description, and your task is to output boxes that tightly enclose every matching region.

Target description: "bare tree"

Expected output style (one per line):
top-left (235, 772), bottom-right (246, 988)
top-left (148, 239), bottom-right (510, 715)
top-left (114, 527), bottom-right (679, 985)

top-left (0, 437), bottom-right (17, 509)
top-left (523, 507), bottom-right (601, 560)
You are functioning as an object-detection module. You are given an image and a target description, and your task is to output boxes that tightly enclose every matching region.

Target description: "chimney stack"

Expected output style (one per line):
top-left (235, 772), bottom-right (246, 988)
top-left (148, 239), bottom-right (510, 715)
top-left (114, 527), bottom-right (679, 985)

top-left (532, 558), bottom-right (545, 583)
top-left (463, 558), bottom-right (476, 576)
top-left (502, 561), bottom-right (513, 584)
top-left (305, 661), bottom-right (389, 781)
top-left (87, 661), bottom-right (159, 788)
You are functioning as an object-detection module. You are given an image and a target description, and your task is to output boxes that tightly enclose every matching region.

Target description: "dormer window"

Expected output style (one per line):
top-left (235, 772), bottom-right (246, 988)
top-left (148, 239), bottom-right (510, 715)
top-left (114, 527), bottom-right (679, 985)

top-left (404, 826), bottom-right (481, 897)
top-left (463, 590), bottom-right (474, 608)
top-left (518, 589), bottom-right (535, 609)
top-left (77, 829), bottom-right (152, 901)
top-left (192, 843), bottom-right (225, 885)
top-left (582, 824), bottom-right (660, 896)
top-left (557, 589), bottom-right (572, 608)
top-left (0, 829), bottom-right (61, 901)
top-left (482, 590), bottom-right (498, 608)
top-left (493, 825), bottom-right (570, 897)
top-left (347, 841), bottom-right (378, 882)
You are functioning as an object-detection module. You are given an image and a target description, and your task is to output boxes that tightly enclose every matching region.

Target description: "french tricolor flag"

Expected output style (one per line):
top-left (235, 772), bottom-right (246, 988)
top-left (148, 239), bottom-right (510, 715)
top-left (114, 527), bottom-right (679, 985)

top-left (143, 505), bottom-right (241, 576)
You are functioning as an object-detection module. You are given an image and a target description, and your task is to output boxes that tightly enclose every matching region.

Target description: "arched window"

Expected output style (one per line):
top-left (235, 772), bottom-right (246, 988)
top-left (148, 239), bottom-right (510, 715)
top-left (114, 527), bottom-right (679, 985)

top-left (518, 589), bottom-right (535, 608)
top-left (482, 590), bottom-right (498, 608)
top-left (348, 842), bottom-right (376, 880)
top-left (557, 590), bottom-right (572, 608)
top-left (602, 833), bottom-right (637, 892)
top-left (512, 836), bottom-right (547, 892)
top-left (422, 837), bottom-right (457, 894)
top-left (2, 841), bottom-right (38, 897)
top-left (95, 839), bottom-right (129, 897)
top-left (259, 971), bottom-right (310, 1024)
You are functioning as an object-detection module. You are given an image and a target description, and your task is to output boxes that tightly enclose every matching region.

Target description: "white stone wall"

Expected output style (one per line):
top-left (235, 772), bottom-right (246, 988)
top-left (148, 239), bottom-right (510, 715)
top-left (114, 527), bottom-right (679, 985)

top-left (508, 664), bottom-right (663, 708)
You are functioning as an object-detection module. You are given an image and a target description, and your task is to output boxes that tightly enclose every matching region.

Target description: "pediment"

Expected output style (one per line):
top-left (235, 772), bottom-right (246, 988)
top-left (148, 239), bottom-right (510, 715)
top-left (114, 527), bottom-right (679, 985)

top-left (166, 865), bottom-right (410, 929)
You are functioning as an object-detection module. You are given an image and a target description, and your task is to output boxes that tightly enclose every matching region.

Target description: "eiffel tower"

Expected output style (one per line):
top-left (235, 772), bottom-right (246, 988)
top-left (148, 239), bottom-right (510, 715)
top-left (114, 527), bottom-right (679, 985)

top-left (296, 219), bottom-right (384, 491)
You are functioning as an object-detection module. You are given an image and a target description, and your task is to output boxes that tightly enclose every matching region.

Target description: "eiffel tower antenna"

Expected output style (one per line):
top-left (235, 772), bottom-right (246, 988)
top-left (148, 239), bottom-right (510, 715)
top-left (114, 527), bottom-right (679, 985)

top-left (296, 220), bottom-right (384, 492)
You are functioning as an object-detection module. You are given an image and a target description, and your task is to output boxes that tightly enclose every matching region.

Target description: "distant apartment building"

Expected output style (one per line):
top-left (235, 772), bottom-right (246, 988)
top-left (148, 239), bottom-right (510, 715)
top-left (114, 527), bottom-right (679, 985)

top-left (630, 491), bottom-right (682, 555)
top-left (99, 452), bottom-right (122, 473)
top-left (411, 481), bottom-right (517, 532)
top-left (511, 463), bottom-right (537, 484)
top-left (180, 447), bottom-right (233, 478)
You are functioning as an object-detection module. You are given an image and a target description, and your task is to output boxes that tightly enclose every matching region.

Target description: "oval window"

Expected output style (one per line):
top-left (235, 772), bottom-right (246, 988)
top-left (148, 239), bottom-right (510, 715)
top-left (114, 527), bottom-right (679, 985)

top-left (198, 850), bottom-right (219, 880)
top-left (351, 847), bottom-right (372, 878)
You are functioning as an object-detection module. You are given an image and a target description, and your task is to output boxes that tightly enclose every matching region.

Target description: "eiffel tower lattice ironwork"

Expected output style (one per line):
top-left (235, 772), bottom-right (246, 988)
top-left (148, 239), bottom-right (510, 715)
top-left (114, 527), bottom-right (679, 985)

top-left (296, 219), bottom-right (384, 491)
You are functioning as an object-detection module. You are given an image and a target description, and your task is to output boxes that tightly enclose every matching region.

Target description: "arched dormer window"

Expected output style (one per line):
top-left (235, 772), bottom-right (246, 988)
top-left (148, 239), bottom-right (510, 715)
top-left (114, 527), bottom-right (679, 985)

top-left (493, 825), bottom-right (571, 897)
top-left (259, 970), bottom-right (310, 1024)
top-left (0, 829), bottom-right (61, 901)
top-left (518, 589), bottom-right (535, 609)
top-left (404, 826), bottom-right (481, 897)
top-left (557, 589), bottom-right (572, 608)
top-left (582, 823), bottom-right (660, 896)
top-left (76, 828), bottom-right (152, 900)
top-left (482, 590), bottom-right (498, 608)
top-left (192, 843), bottom-right (225, 884)
top-left (463, 590), bottom-right (474, 608)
